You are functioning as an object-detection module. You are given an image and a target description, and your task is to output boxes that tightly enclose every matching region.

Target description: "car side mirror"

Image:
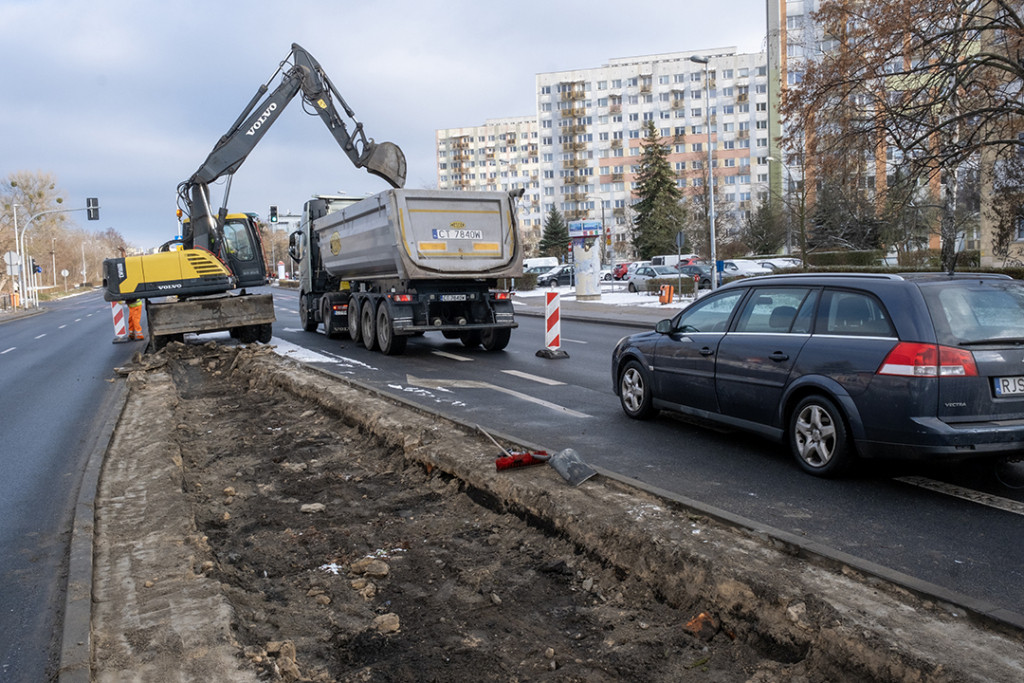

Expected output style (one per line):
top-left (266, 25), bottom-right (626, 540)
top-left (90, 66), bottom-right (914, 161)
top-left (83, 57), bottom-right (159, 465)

top-left (655, 319), bottom-right (673, 334)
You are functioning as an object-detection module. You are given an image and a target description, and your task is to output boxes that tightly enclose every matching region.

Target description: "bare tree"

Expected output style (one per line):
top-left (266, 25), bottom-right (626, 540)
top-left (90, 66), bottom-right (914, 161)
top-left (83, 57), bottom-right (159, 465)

top-left (782, 0), bottom-right (1024, 269)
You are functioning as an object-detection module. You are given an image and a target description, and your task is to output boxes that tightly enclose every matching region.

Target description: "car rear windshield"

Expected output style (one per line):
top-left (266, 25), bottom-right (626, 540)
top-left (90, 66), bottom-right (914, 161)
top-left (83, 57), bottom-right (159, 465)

top-left (920, 279), bottom-right (1024, 345)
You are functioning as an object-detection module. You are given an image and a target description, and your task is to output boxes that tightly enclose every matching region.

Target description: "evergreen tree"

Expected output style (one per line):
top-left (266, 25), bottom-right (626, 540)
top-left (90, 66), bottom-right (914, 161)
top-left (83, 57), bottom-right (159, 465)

top-left (538, 206), bottom-right (570, 259)
top-left (631, 120), bottom-right (685, 259)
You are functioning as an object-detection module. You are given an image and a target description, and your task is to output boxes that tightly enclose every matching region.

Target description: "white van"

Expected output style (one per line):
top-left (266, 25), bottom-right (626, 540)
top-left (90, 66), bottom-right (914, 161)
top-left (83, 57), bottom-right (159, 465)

top-left (523, 256), bottom-right (558, 271)
top-left (650, 253), bottom-right (699, 268)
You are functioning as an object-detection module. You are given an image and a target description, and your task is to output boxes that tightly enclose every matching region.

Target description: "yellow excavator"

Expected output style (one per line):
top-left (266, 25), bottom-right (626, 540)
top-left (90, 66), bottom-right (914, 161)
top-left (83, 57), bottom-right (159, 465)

top-left (102, 43), bottom-right (405, 347)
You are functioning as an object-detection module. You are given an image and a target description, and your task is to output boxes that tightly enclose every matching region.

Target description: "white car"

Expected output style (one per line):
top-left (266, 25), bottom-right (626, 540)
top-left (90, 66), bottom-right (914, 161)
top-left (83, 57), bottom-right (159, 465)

top-left (759, 257), bottom-right (803, 271)
top-left (721, 259), bottom-right (773, 278)
top-left (626, 265), bottom-right (678, 292)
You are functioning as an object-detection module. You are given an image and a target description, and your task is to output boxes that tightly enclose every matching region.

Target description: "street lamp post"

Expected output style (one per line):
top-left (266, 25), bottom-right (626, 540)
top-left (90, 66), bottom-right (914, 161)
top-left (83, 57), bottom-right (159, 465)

top-left (690, 55), bottom-right (717, 290)
top-left (13, 203), bottom-right (92, 308)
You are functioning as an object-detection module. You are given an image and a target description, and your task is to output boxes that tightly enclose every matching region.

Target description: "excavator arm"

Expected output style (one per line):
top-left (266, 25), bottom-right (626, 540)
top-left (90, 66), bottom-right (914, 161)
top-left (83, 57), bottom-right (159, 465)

top-left (179, 43), bottom-right (406, 279)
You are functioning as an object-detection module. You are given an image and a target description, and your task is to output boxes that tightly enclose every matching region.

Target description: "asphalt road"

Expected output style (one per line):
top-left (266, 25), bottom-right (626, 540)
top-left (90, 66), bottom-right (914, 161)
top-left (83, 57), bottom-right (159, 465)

top-left (0, 292), bottom-right (139, 681)
top-left (264, 285), bottom-right (1024, 623)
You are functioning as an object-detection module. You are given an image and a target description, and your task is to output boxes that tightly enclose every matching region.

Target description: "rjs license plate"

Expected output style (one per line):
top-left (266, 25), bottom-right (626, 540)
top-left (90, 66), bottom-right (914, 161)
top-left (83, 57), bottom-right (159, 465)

top-left (993, 376), bottom-right (1024, 396)
top-left (432, 229), bottom-right (483, 240)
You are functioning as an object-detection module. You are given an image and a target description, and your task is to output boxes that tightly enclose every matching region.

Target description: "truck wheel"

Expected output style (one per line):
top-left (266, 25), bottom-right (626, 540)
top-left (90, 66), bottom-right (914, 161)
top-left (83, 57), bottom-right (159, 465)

top-left (236, 325), bottom-right (258, 344)
top-left (347, 298), bottom-right (361, 343)
top-left (460, 330), bottom-right (482, 348)
top-left (361, 301), bottom-right (378, 351)
top-left (376, 304), bottom-right (407, 356)
top-left (257, 323), bottom-right (273, 344)
top-left (299, 293), bottom-right (317, 332)
top-left (481, 327), bottom-right (511, 351)
top-left (322, 300), bottom-right (342, 339)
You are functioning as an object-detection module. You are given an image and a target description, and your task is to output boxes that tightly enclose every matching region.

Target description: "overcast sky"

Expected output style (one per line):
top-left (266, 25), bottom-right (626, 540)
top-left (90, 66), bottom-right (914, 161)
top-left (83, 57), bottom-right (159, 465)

top-left (1, 0), bottom-right (768, 248)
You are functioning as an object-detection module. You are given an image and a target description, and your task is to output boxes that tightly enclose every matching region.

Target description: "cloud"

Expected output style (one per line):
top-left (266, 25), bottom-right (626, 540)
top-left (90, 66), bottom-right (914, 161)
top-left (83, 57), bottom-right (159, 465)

top-left (0, 0), bottom-right (767, 247)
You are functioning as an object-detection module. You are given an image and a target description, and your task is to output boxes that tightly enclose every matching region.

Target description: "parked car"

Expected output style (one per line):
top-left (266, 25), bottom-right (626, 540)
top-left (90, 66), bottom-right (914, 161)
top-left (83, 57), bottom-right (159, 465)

top-left (537, 264), bottom-right (574, 287)
top-left (676, 264), bottom-right (718, 289)
top-left (613, 262), bottom-right (633, 280)
top-left (625, 260), bottom-right (651, 280)
top-left (612, 272), bottom-right (1024, 477)
top-left (600, 267), bottom-right (614, 281)
top-left (524, 264), bottom-right (557, 276)
top-left (759, 257), bottom-right (803, 271)
top-left (721, 259), bottom-right (772, 278)
top-left (625, 265), bottom-right (678, 292)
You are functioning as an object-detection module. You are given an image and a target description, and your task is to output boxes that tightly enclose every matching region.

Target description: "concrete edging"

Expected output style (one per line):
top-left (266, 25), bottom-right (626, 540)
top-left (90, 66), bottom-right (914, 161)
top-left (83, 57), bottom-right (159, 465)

top-left (58, 378), bottom-right (129, 683)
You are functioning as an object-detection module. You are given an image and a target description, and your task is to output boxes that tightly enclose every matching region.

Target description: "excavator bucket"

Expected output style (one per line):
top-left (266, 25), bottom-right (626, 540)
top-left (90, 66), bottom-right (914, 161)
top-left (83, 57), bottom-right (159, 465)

top-left (362, 141), bottom-right (407, 189)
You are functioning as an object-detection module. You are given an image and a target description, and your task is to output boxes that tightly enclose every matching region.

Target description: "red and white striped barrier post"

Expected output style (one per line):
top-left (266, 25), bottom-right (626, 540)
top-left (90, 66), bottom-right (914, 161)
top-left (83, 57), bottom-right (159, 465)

top-left (536, 291), bottom-right (569, 359)
top-left (110, 301), bottom-right (129, 343)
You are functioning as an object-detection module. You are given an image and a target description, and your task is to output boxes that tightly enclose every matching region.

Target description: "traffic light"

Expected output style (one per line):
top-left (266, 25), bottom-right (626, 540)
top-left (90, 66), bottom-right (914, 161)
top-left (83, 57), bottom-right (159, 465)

top-left (269, 205), bottom-right (278, 223)
top-left (86, 197), bottom-right (99, 221)
top-left (32, 258), bottom-right (41, 274)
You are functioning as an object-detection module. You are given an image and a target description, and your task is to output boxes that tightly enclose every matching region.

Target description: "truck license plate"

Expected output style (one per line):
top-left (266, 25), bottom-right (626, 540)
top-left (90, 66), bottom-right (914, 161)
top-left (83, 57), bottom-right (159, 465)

top-left (432, 229), bottom-right (483, 240)
top-left (440, 294), bottom-right (468, 302)
top-left (994, 376), bottom-right (1024, 396)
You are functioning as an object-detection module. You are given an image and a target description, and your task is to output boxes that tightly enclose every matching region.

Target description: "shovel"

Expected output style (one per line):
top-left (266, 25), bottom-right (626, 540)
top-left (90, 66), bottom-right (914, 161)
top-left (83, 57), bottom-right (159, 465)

top-left (478, 426), bottom-right (596, 487)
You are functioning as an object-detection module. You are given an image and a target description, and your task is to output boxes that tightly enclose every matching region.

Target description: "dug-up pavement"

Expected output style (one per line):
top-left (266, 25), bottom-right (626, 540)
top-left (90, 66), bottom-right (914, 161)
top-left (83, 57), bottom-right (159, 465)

top-left (80, 341), bottom-right (1023, 682)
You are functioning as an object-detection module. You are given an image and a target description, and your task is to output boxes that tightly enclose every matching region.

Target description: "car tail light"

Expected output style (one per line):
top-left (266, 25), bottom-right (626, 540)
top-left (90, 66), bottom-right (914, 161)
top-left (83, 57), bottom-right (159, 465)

top-left (877, 342), bottom-right (978, 377)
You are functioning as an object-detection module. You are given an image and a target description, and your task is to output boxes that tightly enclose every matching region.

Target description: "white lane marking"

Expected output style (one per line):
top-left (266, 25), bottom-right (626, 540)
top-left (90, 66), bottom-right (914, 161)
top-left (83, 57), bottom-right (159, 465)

top-left (58, 324), bottom-right (67, 329)
top-left (502, 370), bottom-right (565, 386)
top-left (432, 350), bottom-right (473, 362)
top-left (406, 374), bottom-right (590, 418)
top-left (895, 476), bottom-right (1024, 516)
top-left (1, 347), bottom-right (15, 354)
top-left (562, 338), bottom-right (588, 344)
top-left (74, 318), bottom-right (82, 322)
top-left (35, 334), bottom-right (46, 340)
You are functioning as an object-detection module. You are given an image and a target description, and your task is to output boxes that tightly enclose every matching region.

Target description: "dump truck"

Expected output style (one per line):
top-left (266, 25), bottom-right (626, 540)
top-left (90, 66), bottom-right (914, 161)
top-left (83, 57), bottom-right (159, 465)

top-left (289, 188), bottom-right (524, 355)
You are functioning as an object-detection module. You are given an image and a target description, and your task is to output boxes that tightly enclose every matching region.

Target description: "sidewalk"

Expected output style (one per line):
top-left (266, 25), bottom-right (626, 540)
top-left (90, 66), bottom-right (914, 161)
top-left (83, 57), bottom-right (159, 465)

top-left (512, 286), bottom-right (688, 328)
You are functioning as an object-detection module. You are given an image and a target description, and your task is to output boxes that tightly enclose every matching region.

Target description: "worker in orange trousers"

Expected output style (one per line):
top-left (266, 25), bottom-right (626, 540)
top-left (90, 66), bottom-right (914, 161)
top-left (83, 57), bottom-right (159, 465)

top-left (127, 299), bottom-right (144, 340)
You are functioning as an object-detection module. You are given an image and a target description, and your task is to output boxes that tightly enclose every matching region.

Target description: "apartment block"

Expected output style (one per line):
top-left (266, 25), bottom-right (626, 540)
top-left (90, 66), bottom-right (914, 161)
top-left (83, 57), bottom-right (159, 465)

top-left (536, 49), bottom-right (772, 258)
top-left (435, 116), bottom-right (544, 252)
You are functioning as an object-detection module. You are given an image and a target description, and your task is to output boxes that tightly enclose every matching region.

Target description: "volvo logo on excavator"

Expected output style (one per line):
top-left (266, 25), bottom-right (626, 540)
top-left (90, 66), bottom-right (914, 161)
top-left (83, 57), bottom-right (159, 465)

top-left (246, 103), bottom-right (278, 136)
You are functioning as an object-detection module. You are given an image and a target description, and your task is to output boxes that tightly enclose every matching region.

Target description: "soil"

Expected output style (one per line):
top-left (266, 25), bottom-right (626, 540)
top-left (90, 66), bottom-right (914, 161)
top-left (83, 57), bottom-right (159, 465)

top-left (91, 342), bottom-right (1024, 683)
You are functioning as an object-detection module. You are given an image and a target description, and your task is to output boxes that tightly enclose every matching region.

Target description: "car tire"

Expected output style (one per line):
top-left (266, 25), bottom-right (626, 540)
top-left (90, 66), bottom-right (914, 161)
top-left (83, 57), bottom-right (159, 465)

top-left (789, 395), bottom-right (854, 477)
top-left (628, 282), bottom-right (637, 293)
top-left (618, 360), bottom-right (656, 419)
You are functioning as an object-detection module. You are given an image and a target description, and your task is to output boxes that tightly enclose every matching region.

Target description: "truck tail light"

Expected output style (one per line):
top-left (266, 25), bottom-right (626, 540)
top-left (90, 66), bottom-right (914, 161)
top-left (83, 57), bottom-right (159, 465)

top-left (492, 291), bottom-right (511, 301)
top-left (877, 342), bottom-right (977, 378)
top-left (389, 294), bottom-right (412, 303)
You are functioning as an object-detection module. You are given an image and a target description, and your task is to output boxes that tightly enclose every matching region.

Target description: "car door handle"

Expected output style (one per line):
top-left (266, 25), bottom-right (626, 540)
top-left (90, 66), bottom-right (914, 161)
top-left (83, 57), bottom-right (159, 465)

top-left (699, 347), bottom-right (715, 356)
top-left (769, 351), bottom-right (789, 362)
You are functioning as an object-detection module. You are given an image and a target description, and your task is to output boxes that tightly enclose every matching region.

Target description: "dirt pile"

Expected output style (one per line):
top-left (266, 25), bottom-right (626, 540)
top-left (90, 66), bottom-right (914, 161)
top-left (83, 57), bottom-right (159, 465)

top-left (92, 342), bottom-right (1024, 682)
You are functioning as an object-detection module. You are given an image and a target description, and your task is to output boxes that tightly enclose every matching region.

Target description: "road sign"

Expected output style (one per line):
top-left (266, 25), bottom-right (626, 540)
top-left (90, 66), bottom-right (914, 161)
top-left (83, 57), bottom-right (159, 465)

top-left (568, 220), bottom-right (602, 238)
top-left (61, 269), bottom-right (69, 277)
top-left (3, 250), bottom-right (20, 266)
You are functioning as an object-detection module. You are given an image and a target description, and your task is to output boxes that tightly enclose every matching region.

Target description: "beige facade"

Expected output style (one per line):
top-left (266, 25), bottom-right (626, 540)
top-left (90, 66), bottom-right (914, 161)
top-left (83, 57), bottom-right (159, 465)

top-left (435, 117), bottom-right (543, 254)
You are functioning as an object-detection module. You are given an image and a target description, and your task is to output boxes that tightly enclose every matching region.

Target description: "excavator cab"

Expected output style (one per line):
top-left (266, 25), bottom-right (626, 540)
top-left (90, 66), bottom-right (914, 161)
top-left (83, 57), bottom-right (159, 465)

top-left (219, 213), bottom-right (268, 289)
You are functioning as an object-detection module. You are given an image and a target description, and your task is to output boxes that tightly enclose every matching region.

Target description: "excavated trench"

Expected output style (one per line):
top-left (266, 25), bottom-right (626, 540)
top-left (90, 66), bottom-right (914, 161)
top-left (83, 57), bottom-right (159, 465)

top-left (91, 342), bottom-right (1024, 682)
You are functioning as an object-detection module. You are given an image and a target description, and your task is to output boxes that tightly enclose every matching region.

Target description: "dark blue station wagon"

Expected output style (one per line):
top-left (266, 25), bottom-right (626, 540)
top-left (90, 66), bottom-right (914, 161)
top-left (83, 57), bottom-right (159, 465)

top-left (612, 273), bottom-right (1024, 476)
